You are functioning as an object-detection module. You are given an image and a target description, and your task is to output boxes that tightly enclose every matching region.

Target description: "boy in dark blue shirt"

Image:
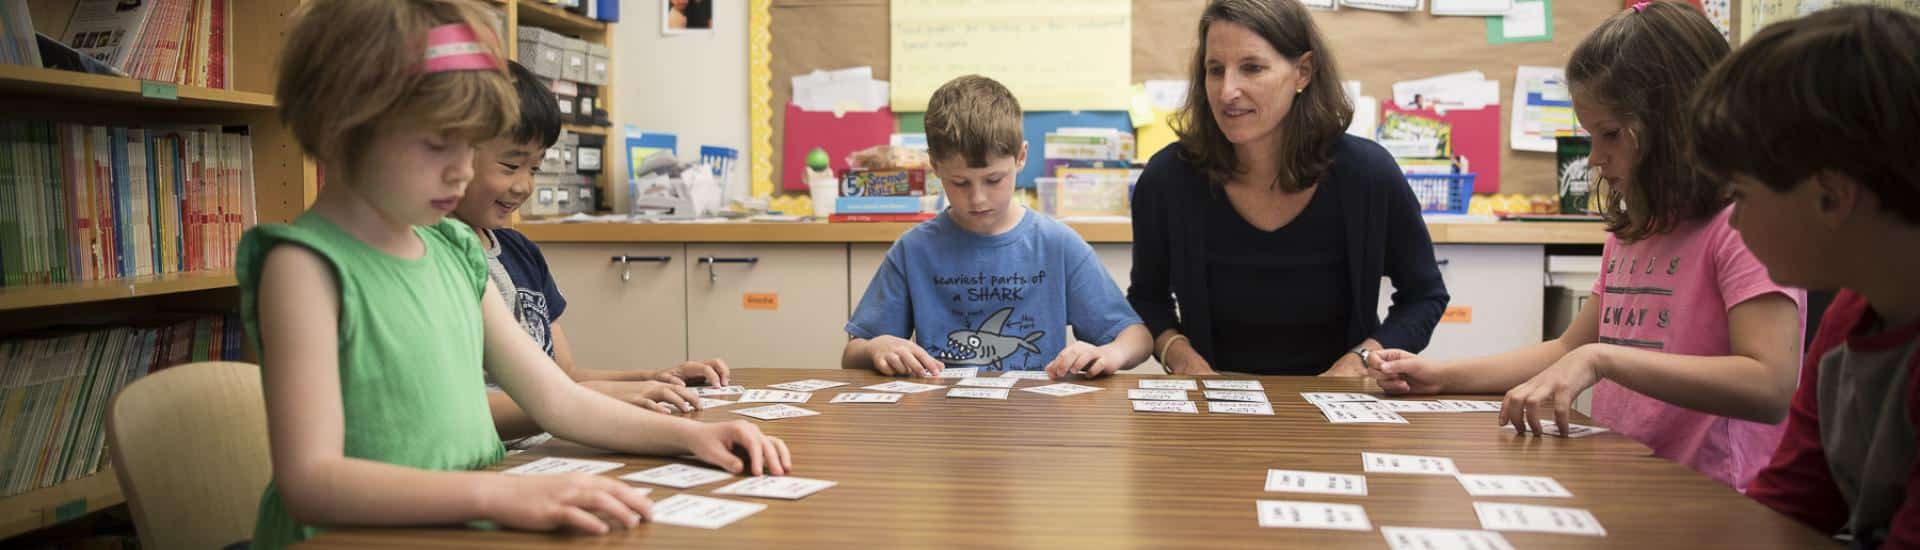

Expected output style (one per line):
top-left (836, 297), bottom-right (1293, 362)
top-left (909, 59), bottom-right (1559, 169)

top-left (842, 75), bottom-right (1150, 378)
top-left (454, 62), bottom-right (730, 445)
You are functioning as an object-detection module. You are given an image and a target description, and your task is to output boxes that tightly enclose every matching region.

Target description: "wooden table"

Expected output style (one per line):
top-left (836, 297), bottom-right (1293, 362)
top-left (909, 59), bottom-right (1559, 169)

top-left (301, 370), bottom-right (1825, 548)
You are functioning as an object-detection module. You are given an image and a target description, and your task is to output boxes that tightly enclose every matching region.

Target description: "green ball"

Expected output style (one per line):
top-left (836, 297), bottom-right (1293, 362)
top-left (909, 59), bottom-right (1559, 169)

top-left (806, 148), bottom-right (830, 171)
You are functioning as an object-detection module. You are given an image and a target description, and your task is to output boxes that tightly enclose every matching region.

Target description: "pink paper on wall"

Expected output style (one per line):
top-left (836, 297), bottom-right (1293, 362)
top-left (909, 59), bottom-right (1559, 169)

top-left (1382, 102), bottom-right (1502, 193)
top-left (781, 104), bottom-right (896, 192)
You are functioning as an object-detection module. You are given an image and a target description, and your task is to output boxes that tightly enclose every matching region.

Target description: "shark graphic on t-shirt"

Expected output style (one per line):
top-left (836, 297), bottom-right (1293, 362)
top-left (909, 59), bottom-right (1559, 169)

top-left (937, 307), bottom-right (1044, 370)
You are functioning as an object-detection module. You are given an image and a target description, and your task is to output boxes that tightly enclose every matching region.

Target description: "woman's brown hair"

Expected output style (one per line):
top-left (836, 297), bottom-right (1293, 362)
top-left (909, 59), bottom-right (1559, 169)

top-left (1567, 1), bottom-right (1729, 242)
top-left (1172, 0), bottom-right (1352, 193)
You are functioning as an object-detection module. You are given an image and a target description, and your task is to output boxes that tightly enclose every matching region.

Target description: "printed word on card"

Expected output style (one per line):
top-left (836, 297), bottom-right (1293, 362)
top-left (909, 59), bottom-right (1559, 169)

top-left (735, 389), bottom-right (812, 404)
top-left (1502, 422), bottom-right (1611, 438)
top-left (1474, 502), bottom-right (1608, 536)
top-left (619, 463), bottom-right (734, 489)
top-left (1362, 452), bottom-right (1460, 475)
top-left (1265, 469), bottom-right (1368, 496)
top-left (712, 476), bottom-right (838, 500)
top-left (1377, 400), bottom-right (1468, 413)
top-left (955, 376), bottom-right (1020, 388)
top-left (698, 398), bottom-right (736, 409)
top-left (693, 385), bottom-right (747, 396)
top-left (1139, 379), bottom-right (1199, 390)
top-left (1319, 403), bottom-right (1410, 424)
top-left (829, 392), bottom-right (902, 404)
top-left (767, 379), bottom-right (848, 392)
top-left (935, 367), bottom-right (981, 378)
top-left (1443, 400), bottom-right (1504, 412)
top-left (1021, 383), bottom-right (1102, 397)
top-left (1204, 390), bottom-right (1270, 403)
top-left (1128, 389), bottom-right (1190, 401)
top-left (1456, 474), bottom-right (1573, 498)
top-left (503, 457), bottom-right (623, 476)
top-left (1380, 527), bottom-right (1515, 550)
top-left (947, 387), bottom-right (1010, 400)
top-left (731, 404), bottom-right (820, 421)
top-left (651, 494), bottom-right (766, 530)
top-left (1132, 400), bottom-right (1199, 414)
top-left (1300, 392), bottom-right (1380, 405)
top-left (1001, 370), bottom-right (1053, 380)
top-left (863, 381), bottom-right (947, 393)
top-left (1207, 402), bottom-right (1276, 415)
top-left (1203, 379), bottom-right (1264, 391)
top-left (1255, 500), bottom-right (1373, 531)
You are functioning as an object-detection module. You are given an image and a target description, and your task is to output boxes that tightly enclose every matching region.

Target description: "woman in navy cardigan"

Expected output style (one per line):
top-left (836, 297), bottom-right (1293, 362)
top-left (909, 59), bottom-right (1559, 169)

top-left (1128, 0), bottom-right (1448, 376)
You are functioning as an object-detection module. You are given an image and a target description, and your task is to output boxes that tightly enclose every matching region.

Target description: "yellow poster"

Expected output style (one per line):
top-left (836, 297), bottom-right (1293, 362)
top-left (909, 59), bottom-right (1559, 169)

top-left (1742, 0), bottom-right (1920, 43)
top-left (890, 0), bottom-right (1131, 112)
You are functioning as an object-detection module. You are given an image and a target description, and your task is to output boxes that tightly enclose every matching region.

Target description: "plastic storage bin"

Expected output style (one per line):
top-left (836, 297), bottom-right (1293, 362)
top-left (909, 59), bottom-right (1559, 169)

top-left (1405, 173), bottom-right (1475, 214)
top-left (1035, 176), bottom-right (1130, 219)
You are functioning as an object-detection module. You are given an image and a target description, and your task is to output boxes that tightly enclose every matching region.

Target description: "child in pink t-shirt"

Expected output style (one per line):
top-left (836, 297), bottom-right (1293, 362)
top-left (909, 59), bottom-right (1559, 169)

top-left (1365, 2), bottom-right (1806, 491)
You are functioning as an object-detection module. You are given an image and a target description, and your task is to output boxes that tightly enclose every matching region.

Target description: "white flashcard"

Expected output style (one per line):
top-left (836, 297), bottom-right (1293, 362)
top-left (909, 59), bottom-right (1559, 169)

top-left (863, 381), bottom-right (947, 393)
top-left (1380, 526), bottom-right (1516, 550)
top-left (1319, 404), bottom-right (1410, 424)
top-left (1204, 379), bottom-right (1265, 390)
top-left (1208, 402), bottom-right (1276, 415)
top-left (1362, 452), bottom-right (1460, 475)
top-left (503, 457), bottom-right (623, 476)
top-left (734, 389), bottom-right (813, 404)
top-left (1300, 392), bottom-right (1380, 405)
top-left (829, 392), bottom-right (902, 404)
top-left (1204, 390), bottom-right (1270, 403)
top-left (947, 387), bottom-right (1011, 400)
top-left (618, 463), bottom-right (733, 489)
top-left (1264, 469), bottom-right (1368, 496)
top-left (1473, 502), bottom-right (1608, 536)
top-left (1132, 400), bottom-right (1200, 414)
top-left (693, 385), bottom-right (747, 396)
top-left (1128, 389), bottom-right (1190, 401)
top-left (1377, 399), bottom-right (1467, 413)
top-left (1020, 383), bottom-right (1102, 397)
top-left (1255, 500), bottom-right (1373, 531)
top-left (650, 494), bottom-right (767, 530)
top-left (936, 367), bottom-right (981, 378)
top-left (698, 398), bottom-right (737, 409)
top-left (956, 376), bottom-right (1020, 388)
top-left (1139, 379), bottom-right (1199, 390)
top-left (731, 404), bottom-right (820, 421)
top-left (1502, 422), bottom-right (1611, 438)
top-left (1456, 474), bottom-right (1573, 498)
top-left (1001, 370), bottom-right (1053, 380)
top-left (767, 379), bottom-right (848, 392)
top-left (1443, 400), bottom-right (1505, 412)
top-left (712, 476), bottom-right (838, 500)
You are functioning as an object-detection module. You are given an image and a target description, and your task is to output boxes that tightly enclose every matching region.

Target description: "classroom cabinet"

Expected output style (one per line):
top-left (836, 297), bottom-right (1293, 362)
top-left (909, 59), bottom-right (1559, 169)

top-left (1378, 244), bottom-right (1546, 360)
top-left (686, 244), bottom-right (850, 369)
top-left (542, 243), bottom-right (690, 373)
top-left (849, 243), bottom-right (889, 314)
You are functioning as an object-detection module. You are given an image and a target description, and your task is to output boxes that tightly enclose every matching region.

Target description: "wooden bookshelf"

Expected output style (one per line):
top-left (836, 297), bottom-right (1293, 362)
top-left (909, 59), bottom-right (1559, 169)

top-left (0, 65), bottom-right (276, 110)
top-left (0, 272), bottom-right (239, 312)
top-left (0, 0), bottom-right (314, 542)
top-left (563, 123), bottom-right (607, 136)
top-left (0, 469), bottom-right (122, 541)
top-left (516, 1), bottom-right (608, 35)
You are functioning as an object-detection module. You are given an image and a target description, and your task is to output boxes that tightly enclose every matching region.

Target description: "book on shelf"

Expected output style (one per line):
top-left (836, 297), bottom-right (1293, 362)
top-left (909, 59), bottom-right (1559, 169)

top-left (828, 213), bottom-right (936, 223)
top-left (0, 1), bottom-right (44, 67)
top-left (57, 0), bottom-right (229, 88)
top-left (0, 121), bottom-right (255, 288)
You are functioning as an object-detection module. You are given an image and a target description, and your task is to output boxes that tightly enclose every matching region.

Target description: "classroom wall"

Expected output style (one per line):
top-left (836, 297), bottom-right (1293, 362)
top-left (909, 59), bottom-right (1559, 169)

top-left (610, 0), bottom-right (753, 207)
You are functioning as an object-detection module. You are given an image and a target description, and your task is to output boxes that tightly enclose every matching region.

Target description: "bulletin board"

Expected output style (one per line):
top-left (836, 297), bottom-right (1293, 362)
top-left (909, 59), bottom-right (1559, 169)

top-left (751, 0), bottom-right (1630, 198)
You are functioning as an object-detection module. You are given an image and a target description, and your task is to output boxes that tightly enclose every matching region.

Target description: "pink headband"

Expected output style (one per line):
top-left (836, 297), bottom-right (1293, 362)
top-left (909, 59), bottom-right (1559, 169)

top-left (1630, 1), bottom-right (1651, 12)
top-left (421, 24), bottom-right (501, 74)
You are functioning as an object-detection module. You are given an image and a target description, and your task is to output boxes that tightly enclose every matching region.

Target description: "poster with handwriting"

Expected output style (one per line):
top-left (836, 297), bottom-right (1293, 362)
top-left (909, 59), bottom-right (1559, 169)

top-left (891, 0), bottom-right (1131, 111)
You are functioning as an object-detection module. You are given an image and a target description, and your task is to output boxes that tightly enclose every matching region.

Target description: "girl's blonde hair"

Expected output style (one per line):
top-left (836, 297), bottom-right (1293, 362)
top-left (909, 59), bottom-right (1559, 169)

top-left (276, 0), bottom-right (517, 170)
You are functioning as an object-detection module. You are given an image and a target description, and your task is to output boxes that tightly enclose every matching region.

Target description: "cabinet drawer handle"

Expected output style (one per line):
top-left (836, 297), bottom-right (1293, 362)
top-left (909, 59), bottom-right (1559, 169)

top-left (699, 256), bottom-right (759, 283)
top-left (612, 255), bottom-right (672, 282)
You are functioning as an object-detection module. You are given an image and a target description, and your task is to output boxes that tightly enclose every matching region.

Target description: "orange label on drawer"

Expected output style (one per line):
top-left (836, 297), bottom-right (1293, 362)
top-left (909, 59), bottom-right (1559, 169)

top-left (1441, 306), bottom-right (1473, 324)
top-left (743, 293), bottom-right (779, 311)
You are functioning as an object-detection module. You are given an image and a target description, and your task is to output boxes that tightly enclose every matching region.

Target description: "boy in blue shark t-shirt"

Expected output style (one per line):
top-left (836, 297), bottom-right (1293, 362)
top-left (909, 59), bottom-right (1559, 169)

top-left (842, 75), bottom-right (1151, 378)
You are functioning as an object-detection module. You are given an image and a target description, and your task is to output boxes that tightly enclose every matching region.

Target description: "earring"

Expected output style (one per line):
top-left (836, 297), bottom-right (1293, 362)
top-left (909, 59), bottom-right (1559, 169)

top-left (1296, 88), bottom-right (1305, 94)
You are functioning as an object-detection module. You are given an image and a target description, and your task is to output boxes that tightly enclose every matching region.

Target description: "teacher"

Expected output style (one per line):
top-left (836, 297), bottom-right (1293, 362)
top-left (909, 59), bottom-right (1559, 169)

top-left (1129, 0), bottom-right (1449, 377)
